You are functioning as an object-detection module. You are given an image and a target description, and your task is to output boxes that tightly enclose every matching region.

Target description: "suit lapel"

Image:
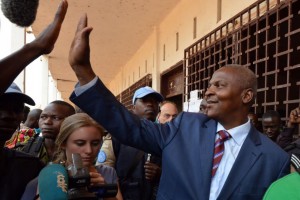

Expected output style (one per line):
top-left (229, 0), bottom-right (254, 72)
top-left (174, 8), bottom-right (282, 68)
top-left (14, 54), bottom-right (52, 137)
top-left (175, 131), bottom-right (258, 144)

top-left (199, 118), bottom-right (217, 198)
top-left (217, 127), bottom-right (262, 199)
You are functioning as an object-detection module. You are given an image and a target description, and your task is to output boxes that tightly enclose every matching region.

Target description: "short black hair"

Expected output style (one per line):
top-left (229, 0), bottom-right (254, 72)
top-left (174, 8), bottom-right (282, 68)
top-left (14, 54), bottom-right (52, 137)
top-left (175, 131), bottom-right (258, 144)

top-left (50, 100), bottom-right (75, 115)
top-left (262, 110), bottom-right (281, 119)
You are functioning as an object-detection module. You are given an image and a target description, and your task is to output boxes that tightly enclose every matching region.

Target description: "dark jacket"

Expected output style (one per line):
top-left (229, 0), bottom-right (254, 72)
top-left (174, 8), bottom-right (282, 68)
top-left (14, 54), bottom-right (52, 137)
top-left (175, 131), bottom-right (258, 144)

top-left (0, 148), bottom-right (43, 200)
top-left (112, 137), bottom-right (161, 200)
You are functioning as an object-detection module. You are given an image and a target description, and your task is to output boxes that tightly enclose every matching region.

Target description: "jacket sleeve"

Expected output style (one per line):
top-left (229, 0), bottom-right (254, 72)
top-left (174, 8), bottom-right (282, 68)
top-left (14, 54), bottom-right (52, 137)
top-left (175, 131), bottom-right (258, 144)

top-left (70, 78), bottom-right (181, 156)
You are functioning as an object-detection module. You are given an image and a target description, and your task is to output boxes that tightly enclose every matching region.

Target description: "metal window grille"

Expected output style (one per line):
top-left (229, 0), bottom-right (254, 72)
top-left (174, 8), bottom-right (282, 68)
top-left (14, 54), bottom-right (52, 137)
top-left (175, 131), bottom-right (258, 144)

top-left (118, 74), bottom-right (152, 110)
top-left (184, 0), bottom-right (300, 122)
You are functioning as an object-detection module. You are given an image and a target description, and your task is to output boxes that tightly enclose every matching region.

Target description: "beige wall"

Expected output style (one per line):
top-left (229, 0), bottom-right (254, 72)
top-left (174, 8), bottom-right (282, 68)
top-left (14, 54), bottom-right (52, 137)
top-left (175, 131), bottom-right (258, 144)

top-left (108, 0), bottom-right (257, 95)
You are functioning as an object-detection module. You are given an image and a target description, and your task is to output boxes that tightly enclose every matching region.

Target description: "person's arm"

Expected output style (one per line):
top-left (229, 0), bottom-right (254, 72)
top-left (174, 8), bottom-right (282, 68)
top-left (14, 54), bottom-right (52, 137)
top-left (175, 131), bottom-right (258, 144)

top-left (0, 0), bottom-right (68, 94)
top-left (68, 14), bottom-right (187, 157)
top-left (278, 107), bottom-right (300, 148)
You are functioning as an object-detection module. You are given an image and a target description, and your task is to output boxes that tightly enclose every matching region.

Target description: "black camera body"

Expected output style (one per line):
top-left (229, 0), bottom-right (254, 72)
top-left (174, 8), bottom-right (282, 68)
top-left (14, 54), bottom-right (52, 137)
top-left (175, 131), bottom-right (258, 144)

top-left (67, 154), bottom-right (118, 199)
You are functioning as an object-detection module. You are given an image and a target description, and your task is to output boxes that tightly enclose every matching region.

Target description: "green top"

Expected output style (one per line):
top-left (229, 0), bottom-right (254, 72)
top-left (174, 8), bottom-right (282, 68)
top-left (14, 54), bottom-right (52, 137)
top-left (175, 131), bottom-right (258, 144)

top-left (263, 172), bottom-right (300, 200)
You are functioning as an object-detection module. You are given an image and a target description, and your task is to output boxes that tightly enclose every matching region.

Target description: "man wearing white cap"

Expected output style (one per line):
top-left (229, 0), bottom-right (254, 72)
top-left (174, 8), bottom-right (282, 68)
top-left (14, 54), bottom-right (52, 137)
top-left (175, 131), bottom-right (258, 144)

top-left (0, 83), bottom-right (43, 199)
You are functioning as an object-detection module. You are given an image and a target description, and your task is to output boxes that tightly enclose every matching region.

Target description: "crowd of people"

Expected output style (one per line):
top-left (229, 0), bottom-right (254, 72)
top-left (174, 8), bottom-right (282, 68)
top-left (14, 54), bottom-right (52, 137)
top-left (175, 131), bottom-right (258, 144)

top-left (0, 0), bottom-right (300, 199)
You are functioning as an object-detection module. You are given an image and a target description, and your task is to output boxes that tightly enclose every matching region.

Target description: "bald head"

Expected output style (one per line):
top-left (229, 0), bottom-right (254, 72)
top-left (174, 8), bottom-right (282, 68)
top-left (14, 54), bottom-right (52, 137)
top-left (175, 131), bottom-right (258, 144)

top-left (24, 108), bottom-right (42, 128)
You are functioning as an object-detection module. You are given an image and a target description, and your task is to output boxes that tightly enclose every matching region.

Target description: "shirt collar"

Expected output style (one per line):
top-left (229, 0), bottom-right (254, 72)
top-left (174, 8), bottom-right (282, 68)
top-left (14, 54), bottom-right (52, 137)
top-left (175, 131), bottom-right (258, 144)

top-left (216, 120), bottom-right (251, 146)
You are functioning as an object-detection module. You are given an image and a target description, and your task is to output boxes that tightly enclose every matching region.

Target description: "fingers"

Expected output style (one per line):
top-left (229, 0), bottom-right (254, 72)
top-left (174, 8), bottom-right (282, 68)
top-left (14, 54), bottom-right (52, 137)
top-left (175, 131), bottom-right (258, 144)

top-left (82, 27), bottom-right (94, 40)
top-left (90, 172), bottom-right (105, 186)
top-left (291, 108), bottom-right (300, 118)
top-left (76, 14), bottom-right (88, 34)
top-left (144, 162), bottom-right (161, 180)
top-left (54, 0), bottom-right (68, 24)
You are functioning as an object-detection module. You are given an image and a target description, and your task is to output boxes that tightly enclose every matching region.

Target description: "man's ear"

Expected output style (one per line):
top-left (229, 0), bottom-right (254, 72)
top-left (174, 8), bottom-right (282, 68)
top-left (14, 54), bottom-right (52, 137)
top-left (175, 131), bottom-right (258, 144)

top-left (156, 112), bottom-right (161, 123)
top-left (241, 88), bottom-right (254, 104)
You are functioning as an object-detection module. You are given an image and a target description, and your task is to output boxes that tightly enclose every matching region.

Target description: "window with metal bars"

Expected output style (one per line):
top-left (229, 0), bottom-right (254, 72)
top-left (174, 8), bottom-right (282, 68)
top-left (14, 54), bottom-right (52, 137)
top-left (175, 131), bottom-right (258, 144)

top-left (184, 0), bottom-right (300, 123)
top-left (117, 74), bottom-right (152, 110)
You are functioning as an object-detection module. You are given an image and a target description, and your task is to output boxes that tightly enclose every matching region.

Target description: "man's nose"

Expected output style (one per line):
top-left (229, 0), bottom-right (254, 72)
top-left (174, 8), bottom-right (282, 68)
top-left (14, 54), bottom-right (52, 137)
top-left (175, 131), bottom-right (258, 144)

top-left (205, 87), bottom-right (213, 98)
top-left (267, 127), bottom-right (273, 133)
top-left (44, 117), bottom-right (53, 124)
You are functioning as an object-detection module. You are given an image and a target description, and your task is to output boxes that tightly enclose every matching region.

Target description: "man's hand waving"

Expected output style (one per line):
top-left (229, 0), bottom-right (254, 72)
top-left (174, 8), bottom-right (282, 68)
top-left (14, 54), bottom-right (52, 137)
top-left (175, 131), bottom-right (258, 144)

top-left (69, 14), bottom-right (96, 86)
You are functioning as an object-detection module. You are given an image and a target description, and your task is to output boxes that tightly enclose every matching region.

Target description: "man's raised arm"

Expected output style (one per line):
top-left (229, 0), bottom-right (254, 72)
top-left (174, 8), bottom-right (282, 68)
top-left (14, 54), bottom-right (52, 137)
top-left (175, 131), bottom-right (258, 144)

top-left (0, 0), bottom-right (68, 94)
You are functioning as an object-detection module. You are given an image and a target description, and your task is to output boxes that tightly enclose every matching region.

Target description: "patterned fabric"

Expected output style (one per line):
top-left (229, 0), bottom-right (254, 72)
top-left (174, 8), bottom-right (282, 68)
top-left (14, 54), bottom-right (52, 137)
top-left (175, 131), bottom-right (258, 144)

top-left (5, 128), bottom-right (39, 149)
top-left (4, 128), bottom-right (49, 165)
top-left (212, 130), bottom-right (231, 177)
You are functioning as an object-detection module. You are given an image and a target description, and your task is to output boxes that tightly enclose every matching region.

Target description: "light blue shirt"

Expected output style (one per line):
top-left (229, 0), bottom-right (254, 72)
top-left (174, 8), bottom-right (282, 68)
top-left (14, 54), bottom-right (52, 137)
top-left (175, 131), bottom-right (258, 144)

top-left (74, 76), bottom-right (98, 96)
top-left (209, 120), bottom-right (251, 200)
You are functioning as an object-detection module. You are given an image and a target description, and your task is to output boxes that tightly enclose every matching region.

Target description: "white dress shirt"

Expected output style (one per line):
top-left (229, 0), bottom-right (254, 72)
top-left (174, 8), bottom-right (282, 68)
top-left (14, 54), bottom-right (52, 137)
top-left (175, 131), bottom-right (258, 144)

top-left (209, 120), bottom-right (251, 200)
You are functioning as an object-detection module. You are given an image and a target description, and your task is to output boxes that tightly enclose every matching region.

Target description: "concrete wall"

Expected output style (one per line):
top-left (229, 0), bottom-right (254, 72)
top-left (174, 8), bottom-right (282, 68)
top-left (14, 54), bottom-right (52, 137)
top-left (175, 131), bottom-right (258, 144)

top-left (108, 0), bottom-right (257, 94)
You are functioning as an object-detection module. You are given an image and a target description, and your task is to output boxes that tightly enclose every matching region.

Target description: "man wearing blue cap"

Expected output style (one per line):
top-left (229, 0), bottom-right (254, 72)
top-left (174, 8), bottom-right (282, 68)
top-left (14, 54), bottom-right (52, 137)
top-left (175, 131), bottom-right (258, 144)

top-left (102, 86), bottom-right (163, 200)
top-left (0, 83), bottom-right (43, 199)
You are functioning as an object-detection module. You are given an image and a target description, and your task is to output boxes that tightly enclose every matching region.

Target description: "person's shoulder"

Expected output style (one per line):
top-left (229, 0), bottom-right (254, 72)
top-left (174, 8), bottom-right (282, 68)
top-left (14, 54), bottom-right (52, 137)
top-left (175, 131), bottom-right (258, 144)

top-left (263, 172), bottom-right (300, 200)
top-left (255, 130), bottom-right (289, 156)
top-left (174, 111), bottom-right (212, 124)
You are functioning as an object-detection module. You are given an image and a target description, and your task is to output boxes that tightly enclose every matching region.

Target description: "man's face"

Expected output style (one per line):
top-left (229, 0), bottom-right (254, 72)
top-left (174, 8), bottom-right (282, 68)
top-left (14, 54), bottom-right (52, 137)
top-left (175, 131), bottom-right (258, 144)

top-left (0, 97), bottom-right (24, 141)
top-left (205, 68), bottom-right (246, 124)
top-left (262, 116), bottom-right (281, 141)
top-left (133, 95), bottom-right (159, 121)
top-left (39, 104), bottom-right (72, 140)
top-left (158, 103), bottom-right (178, 124)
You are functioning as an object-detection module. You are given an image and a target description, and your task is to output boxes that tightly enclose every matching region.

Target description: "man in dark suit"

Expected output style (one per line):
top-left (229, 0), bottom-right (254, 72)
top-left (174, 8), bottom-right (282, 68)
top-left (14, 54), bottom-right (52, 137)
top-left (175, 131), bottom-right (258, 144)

top-left (68, 14), bottom-right (290, 200)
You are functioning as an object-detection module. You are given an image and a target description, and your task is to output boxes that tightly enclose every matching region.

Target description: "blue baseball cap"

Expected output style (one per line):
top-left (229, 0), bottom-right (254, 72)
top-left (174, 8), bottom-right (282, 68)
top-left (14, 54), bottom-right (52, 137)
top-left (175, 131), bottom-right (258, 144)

top-left (132, 86), bottom-right (164, 104)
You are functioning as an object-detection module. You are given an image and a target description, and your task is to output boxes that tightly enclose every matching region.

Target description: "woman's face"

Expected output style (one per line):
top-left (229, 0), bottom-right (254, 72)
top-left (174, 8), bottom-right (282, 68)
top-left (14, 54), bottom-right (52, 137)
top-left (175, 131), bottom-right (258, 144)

top-left (64, 126), bottom-right (102, 167)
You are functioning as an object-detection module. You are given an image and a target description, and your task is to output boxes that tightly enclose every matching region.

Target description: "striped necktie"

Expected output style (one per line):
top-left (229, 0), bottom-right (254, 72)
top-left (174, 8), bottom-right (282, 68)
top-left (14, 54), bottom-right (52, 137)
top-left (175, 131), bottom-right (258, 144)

top-left (212, 130), bottom-right (231, 177)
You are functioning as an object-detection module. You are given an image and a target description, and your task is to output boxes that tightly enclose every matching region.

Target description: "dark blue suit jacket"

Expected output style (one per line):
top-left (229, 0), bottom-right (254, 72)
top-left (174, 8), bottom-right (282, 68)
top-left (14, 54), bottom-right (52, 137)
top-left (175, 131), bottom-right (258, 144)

top-left (70, 79), bottom-right (290, 200)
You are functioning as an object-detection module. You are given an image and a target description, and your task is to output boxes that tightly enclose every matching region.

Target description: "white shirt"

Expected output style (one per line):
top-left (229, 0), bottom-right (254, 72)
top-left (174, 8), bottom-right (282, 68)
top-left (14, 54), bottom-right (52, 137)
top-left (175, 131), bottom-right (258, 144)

top-left (209, 120), bottom-right (251, 200)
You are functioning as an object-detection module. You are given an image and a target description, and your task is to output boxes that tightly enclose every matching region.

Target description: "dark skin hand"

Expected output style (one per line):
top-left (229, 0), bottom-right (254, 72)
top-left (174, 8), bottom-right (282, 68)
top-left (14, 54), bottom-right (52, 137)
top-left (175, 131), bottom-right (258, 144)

top-left (69, 14), bottom-right (96, 86)
top-left (0, 0), bottom-right (68, 94)
top-left (287, 107), bottom-right (300, 127)
top-left (144, 161), bottom-right (161, 182)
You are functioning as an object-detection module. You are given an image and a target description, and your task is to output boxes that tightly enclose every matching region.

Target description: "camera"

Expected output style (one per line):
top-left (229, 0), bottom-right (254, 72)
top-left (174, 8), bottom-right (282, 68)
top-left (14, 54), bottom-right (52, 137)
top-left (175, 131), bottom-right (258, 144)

top-left (67, 153), bottom-right (118, 200)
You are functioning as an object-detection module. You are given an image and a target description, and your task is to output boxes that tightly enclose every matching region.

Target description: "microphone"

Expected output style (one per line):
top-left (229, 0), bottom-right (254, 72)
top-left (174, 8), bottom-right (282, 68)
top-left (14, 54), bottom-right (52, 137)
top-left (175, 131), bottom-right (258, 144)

top-left (38, 163), bottom-right (68, 200)
top-left (1, 0), bottom-right (39, 27)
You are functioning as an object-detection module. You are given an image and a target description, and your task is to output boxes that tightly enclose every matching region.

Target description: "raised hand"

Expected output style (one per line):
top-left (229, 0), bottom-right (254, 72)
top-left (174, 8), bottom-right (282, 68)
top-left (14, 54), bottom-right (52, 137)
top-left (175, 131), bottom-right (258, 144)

top-left (288, 107), bottom-right (300, 127)
top-left (31, 0), bottom-right (68, 55)
top-left (0, 0), bottom-right (68, 94)
top-left (69, 14), bottom-right (96, 86)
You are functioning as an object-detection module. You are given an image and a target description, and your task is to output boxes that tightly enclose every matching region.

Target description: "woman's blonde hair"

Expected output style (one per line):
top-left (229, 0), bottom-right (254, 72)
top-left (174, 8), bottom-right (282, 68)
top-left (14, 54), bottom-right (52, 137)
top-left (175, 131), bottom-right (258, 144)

top-left (52, 113), bottom-right (104, 165)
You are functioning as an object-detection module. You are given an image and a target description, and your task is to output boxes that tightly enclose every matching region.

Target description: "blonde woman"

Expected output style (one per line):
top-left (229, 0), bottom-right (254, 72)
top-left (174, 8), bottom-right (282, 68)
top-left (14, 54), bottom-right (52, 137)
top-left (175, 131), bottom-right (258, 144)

top-left (21, 113), bottom-right (123, 200)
